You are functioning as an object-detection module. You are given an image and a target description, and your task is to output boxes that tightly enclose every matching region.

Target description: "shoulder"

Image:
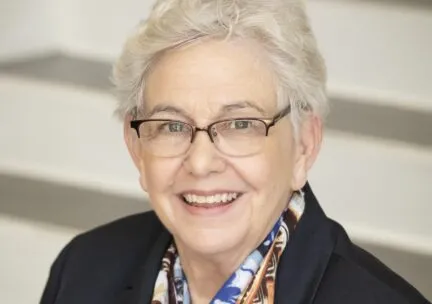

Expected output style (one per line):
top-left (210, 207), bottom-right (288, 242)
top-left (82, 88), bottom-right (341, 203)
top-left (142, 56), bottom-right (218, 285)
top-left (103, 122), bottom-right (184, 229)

top-left (68, 210), bottom-right (165, 261)
top-left (74, 210), bottom-right (163, 243)
top-left (317, 220), bottom-right (429, 304)
top-left (40, 211), bottom-right (167, 303)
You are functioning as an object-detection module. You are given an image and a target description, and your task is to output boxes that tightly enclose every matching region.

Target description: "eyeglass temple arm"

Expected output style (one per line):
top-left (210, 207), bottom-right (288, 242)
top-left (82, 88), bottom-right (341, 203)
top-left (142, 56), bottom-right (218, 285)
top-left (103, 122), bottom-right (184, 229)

top-left (269, 105), bottom-right (292, 126)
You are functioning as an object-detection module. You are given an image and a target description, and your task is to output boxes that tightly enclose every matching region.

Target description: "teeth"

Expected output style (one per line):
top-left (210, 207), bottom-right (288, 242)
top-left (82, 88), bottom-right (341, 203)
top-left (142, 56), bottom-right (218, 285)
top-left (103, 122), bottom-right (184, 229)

top-left (182, 192), bottom-right (239, 205)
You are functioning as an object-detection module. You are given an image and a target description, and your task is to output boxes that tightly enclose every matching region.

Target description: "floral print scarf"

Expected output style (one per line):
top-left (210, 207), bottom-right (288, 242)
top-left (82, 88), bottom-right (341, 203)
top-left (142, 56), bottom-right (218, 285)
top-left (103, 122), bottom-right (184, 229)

top-left (151, 191), bottom-right (305, 304)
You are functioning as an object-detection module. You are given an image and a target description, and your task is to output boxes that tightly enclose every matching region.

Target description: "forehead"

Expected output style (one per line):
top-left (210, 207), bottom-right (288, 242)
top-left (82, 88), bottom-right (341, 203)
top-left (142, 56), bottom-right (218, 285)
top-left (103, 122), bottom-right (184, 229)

top-left (144, 39), bottom-right (278, 117)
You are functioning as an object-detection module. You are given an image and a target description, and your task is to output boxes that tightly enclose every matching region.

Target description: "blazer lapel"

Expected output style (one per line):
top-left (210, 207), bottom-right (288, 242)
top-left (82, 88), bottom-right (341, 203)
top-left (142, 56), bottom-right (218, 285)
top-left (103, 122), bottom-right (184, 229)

top-left (114, 228), bottom-right (172, 304)
top-left (275, 183), bottom-right (337, 304)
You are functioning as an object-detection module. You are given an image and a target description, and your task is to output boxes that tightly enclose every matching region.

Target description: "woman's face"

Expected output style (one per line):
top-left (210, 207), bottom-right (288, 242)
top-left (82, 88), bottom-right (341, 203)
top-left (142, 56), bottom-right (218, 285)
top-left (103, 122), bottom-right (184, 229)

top-left (126, 39), bottom-right (314, 257)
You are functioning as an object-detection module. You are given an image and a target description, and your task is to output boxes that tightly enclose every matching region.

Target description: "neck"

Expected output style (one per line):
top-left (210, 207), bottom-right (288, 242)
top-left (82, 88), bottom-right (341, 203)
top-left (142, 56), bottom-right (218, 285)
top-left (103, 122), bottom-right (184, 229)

top-left (173, 195), bottom-right (293, 302)
top-left (175, 242), bottom-right (255, 303)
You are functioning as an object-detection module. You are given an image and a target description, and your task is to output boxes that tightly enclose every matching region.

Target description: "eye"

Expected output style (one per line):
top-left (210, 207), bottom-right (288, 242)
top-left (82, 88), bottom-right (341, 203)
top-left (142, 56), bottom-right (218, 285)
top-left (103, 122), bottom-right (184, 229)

top-left (159, 121), bottom-right (186, 133)
top-left (216, 120), bottom-right (255, 132)
top-left (231, 120), bottom-right (252, 129)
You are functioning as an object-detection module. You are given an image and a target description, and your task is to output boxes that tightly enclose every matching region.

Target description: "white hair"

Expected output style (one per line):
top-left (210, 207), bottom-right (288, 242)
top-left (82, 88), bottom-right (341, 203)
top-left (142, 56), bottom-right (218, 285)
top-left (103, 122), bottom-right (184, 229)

top-left (112, 0), bottom-right (328, 131)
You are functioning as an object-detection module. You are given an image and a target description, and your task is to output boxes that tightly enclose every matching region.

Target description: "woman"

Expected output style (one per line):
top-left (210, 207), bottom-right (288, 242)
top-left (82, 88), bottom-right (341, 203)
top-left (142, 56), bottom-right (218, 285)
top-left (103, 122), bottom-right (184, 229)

top-left (41, 0), bottom-right (429, 303)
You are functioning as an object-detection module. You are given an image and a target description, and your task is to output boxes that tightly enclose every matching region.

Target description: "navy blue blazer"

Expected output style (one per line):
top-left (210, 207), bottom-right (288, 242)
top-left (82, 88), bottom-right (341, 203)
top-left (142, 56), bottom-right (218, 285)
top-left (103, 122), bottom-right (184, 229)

top-left (40, 183), bottom-right (430, 304)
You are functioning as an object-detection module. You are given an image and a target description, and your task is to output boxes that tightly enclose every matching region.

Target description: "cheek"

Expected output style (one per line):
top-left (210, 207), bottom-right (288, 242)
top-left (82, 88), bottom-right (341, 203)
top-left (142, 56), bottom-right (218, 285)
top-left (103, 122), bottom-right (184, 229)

top-left (276, 136), bottom-right (297, 172)
top-left (233, 137), bottom-right (295, 193)
top-left (140, 155), bottom-right (182, 192)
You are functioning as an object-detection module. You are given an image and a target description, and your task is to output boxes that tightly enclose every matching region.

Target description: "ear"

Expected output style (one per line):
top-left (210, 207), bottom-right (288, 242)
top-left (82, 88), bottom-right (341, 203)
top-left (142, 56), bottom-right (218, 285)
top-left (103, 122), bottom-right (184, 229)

top-left (124, 115), bottom-right (148, 191)
top-left (291, 115), bottom-right (323, 190)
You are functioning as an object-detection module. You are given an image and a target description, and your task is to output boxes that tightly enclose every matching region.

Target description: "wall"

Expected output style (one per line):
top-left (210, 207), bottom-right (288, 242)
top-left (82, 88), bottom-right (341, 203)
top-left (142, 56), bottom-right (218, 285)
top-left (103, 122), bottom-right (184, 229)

top-left (309, 0), bottom-right (432, 110)
top-left (0, 0), bottom-right (59, 60)
top-left (0, 0), bottom-right (431, 303)
top-left (2, 0), bottom-right (431, 110)
top-left (0, 215), bottom-right (79, 304)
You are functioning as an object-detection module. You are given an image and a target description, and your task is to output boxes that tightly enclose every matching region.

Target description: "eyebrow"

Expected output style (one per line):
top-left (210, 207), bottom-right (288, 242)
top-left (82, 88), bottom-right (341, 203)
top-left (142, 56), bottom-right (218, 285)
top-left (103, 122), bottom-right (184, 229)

top-left (145, 100), bottom-right (266, 120)
top-left (145, 104), bottom-right (192, 120)
top-left (220, 101), bottom-right (266, 116)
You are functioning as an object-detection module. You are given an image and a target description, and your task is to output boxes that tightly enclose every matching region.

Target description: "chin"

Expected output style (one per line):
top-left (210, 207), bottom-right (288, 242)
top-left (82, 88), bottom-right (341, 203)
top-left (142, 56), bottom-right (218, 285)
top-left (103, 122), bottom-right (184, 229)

top-left (156, 193), bottom-right (254, 256)
top-left (176, 226), bottom-right (247, 257)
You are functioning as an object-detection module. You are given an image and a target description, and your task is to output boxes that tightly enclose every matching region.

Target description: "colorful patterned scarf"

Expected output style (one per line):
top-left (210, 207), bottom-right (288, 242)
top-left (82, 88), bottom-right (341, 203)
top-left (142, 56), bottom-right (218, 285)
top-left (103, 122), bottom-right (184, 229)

top-left (151, 191), bottom-right (305, 304)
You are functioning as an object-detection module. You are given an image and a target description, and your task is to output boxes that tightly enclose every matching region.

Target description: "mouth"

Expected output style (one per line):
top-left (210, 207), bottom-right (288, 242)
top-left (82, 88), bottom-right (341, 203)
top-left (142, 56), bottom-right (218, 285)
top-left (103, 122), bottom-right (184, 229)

top-left (179, 192), bottom-right (243, 209)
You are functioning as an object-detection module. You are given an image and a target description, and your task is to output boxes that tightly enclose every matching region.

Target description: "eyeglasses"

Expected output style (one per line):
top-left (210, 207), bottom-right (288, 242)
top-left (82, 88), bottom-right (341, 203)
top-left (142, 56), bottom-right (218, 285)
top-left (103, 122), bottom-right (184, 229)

top-left (130, 105), bottom-right (291, 157)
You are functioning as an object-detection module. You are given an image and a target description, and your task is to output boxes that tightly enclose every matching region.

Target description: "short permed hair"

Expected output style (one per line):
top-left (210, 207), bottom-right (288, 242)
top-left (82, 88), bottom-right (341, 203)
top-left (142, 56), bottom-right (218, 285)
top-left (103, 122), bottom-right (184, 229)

top-left (112, 0), bottom-right (328, 130)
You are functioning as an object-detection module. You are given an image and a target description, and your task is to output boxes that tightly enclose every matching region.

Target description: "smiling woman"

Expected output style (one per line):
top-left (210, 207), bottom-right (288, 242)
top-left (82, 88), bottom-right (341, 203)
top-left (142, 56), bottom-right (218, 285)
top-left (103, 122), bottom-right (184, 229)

top-left (39, 1), bottom-right (429, 304)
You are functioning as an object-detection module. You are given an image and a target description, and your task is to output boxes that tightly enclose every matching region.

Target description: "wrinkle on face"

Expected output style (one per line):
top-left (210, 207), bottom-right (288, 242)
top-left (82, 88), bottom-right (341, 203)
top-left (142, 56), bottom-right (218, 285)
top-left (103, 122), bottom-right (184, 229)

top-left (133, 38), bottom-right (300, 280)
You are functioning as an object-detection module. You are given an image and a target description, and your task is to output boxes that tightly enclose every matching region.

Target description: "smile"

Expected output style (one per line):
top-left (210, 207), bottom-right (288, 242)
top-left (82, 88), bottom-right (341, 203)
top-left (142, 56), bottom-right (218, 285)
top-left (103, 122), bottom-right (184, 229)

top-left (181, 192), bottom-right (242, 208)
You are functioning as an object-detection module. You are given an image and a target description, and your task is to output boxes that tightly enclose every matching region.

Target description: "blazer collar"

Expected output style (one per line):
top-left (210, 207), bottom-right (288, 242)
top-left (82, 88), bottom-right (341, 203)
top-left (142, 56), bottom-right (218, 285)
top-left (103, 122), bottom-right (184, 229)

top-left (275, 183), bottom-right (337, 304)
top-left (117, 182), bottom-right (337, 304)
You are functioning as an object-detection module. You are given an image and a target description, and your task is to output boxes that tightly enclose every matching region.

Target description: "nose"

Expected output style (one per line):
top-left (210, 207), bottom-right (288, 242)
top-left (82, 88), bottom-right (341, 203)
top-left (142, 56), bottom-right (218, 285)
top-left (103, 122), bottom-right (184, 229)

top-left (183, 130), bottom-right (226, 177)
top-left (191, 127), bottom-right (215, 143)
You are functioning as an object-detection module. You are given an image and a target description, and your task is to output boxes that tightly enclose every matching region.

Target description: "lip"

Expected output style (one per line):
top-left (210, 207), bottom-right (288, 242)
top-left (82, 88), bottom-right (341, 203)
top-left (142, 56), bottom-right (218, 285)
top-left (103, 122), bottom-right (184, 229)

top-left (183, 201), bottom-right (233, 209)
top-left (176, 192), bottom-right (244, 216)
top-left (178, 189), bottom-right (244, 196)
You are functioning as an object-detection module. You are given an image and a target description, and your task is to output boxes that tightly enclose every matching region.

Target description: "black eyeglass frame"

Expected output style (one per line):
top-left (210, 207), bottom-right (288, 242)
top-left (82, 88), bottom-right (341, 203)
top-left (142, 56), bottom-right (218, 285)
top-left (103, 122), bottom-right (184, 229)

top-left (130, 105), bottom-right (292, 144)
